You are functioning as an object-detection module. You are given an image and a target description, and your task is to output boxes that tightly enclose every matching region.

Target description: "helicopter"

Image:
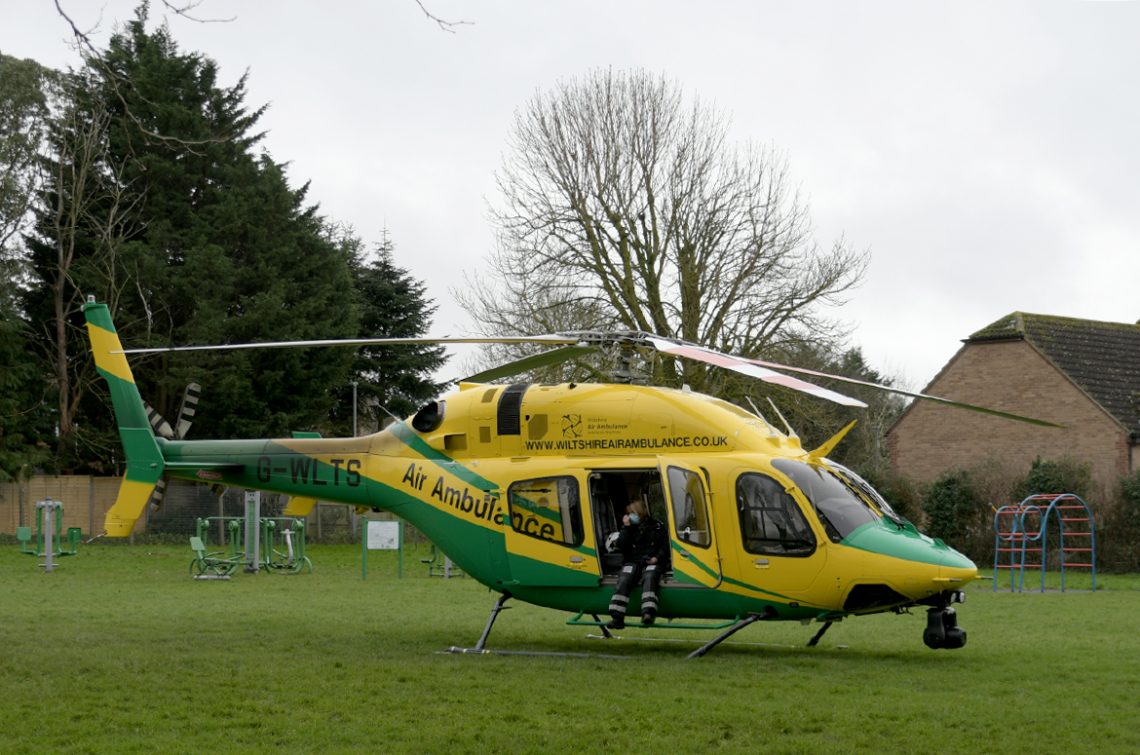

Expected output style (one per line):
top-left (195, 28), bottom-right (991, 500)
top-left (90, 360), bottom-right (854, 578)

top-left (83, 297), bottom-right (1056, 656)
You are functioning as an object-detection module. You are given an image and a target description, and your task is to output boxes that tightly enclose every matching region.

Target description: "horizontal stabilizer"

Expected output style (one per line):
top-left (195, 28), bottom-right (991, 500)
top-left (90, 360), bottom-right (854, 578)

top-left (283, 496), bottom-right (318, 517)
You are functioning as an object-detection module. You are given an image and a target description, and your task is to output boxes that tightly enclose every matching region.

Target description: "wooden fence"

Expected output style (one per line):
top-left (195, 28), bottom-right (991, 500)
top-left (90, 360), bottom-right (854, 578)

top-left (0, 476), bottom-right (363, 542)
top-left (0, 476), bottom-right (121, 537)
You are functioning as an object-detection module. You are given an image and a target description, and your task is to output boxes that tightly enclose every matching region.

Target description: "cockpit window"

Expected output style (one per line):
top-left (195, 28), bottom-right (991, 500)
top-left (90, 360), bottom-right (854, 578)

top-left (772, 459), bottom-right (878, 542)
top-left (736, 473), bottom-right (816, 556)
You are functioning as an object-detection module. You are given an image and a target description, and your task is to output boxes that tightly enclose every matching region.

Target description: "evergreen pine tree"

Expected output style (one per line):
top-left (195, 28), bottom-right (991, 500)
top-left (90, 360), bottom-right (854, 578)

top-left (24, 5), bottom-right (359, 468)
top-left (329, 232), bottom-right (446, 433)
top-left (0, 54), bottom-right (54, 477)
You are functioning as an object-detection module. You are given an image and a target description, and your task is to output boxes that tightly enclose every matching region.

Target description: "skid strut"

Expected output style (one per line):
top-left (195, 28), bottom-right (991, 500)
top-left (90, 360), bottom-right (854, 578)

top-left (447, 591), bottom-right (512, 654)
top-left (475, 591), bottom-right (512, 651)
top-left (687, 608), bottom-right (776, 659)
top-left (807, 620), bottom-right (834, 647)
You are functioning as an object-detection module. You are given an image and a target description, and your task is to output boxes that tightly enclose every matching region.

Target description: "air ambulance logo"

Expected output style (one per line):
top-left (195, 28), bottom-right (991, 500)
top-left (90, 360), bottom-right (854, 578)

top-left (560, 414), bottom-right (582, 438)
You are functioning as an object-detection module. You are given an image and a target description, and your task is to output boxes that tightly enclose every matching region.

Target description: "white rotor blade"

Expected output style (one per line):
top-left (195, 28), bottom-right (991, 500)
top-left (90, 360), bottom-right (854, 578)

top-left (116, 334), bottom-right (580, 355)
top-left (739, 355), bottom-right (1061, 427)
top-left (646, 338), bottom-right (867, 408)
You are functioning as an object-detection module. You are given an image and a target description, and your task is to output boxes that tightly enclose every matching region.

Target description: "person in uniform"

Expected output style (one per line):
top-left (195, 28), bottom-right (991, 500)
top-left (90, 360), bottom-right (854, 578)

top-left (607, 498), bottom-right (670, 629)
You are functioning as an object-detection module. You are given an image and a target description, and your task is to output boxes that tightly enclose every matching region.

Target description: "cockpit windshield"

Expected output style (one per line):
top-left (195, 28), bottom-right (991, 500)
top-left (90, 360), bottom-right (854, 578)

top-left (825, 461), bottom-right (909, 528)
top-left (771, 458), bottom-right (878, 542)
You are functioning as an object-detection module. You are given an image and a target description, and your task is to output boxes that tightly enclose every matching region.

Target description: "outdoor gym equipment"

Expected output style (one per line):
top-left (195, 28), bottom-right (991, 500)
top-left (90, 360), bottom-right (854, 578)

top-left (190, 518), bottom-right (244, 578)
top-left (189, 534), bottom-right (242, 578)
top-left (261, 517), bottom-right (313, 573)
top-left (17, 500), bottom-right (81, 571)
top-left (191, 513), bottom-right (312, 578)
top-left (421, 543), bottom-right (464, 578)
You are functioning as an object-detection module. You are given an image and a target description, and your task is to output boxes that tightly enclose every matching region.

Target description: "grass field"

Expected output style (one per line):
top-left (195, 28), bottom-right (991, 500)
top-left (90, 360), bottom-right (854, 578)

top-left (2, 542), bottom-right (1138, 754)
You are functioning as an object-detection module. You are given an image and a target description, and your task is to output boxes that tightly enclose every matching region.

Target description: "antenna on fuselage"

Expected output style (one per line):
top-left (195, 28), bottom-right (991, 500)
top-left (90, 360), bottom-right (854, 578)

top-left (378, 403), bottom-right (403, 425)
top-left (745, 396), bottom-right (782, 438)
top-left (766, 398), bottom-right (799, 439)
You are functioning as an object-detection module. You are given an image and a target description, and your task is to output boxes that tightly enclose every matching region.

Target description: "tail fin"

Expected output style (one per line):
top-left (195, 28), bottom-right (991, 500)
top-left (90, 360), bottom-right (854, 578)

top-left (83, 298), bottom-right (166, 536)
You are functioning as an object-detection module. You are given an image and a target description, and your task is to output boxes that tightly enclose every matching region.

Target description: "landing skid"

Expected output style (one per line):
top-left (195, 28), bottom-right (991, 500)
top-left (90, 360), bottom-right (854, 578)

top-left (449, 595), bottom-right (837, 658)
top-left (447, 592), bottom-right (628, 659)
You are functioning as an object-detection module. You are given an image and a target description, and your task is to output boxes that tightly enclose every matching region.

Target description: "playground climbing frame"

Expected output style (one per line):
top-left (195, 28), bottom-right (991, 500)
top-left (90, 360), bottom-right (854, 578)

top-left (992, 493), bottom-right (1096, 592)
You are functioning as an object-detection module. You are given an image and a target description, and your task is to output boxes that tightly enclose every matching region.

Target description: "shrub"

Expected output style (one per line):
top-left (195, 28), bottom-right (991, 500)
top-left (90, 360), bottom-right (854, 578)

top-left (1011, 456), bottom-right (1092, 502)
top-left (1099, 471), bottom-right (1140, 572)
top-left (922, 469), bottom-right (981, 554)
top-left (1119, 470), bottom-right (1140, 517)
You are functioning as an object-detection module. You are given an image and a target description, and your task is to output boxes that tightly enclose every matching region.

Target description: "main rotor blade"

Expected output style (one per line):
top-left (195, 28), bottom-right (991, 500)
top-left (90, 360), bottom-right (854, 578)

top-left (116, 334), bottom-right (580, 355)
top-left (460, 345), bottom-right (597, 383)
top-left (739, 356), bottom-right (1062, 428)
top-left (645, 338), bottom-right (868, 408)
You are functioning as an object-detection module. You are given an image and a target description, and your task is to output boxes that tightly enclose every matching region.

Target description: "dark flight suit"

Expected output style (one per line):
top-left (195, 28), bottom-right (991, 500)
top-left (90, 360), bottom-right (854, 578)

top-left (607, 516), bottom-right (670, 626)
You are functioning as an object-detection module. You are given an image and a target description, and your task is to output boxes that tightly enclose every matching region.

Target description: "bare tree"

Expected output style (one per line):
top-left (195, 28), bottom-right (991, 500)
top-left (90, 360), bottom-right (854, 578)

top-left (38, 82), bottom-right (141, 460)
top-left (414, 0), bottom-right (473, 32)
top-left (0, 55), bottom-right (54, 263)
top-left (460, 68), bottom-right (867, 391)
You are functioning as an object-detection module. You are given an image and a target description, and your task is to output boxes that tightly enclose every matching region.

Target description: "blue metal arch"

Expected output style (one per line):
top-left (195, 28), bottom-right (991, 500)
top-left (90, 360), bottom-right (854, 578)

top-left (992, 493), bottom-right (1096, 592)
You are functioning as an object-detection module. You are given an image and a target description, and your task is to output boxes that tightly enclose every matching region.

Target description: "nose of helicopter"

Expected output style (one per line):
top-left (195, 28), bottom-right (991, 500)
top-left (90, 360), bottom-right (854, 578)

top-left (934, 544), bottom-right (978, 591)
top-left (937, 545), bottom-right (977, 573)
top-left (843, 520), bottom-right (979, 592)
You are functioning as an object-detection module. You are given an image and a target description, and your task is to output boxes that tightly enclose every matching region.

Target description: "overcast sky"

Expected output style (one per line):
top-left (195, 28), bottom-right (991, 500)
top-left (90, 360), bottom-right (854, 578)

top-left (9, 1), bottom-right (1140, 390)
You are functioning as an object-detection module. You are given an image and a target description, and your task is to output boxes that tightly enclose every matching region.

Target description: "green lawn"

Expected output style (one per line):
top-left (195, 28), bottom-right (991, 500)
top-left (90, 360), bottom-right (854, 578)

top-left (2, 543), bottom-right (1137, 753)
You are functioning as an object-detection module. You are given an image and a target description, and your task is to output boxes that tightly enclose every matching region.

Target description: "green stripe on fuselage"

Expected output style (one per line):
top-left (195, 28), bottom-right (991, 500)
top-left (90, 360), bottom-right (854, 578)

top-left (670, 541), bottom-right (721, 583)
top-left (388, 422), bottom-right (498, 492)
top-left (716, 573), bottom-right (821, 608)
top-left (158, 438), bottom-right (373, 507)
top-left (842, 520), bottom-right (974, 569)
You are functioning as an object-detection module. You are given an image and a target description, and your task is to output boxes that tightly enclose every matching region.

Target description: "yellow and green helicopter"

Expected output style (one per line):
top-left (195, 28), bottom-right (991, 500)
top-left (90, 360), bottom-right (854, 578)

top-left (83, 298), bottom-right (1053, 656)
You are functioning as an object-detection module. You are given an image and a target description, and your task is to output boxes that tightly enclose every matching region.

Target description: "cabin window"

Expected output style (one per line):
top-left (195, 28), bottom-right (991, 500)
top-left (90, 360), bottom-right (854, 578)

top-left (666, 466), bottom-right (711, 547)
top-left (506, 476), bottom-right (584, 546)
top-left (736, 473), bottom-right (816, 556)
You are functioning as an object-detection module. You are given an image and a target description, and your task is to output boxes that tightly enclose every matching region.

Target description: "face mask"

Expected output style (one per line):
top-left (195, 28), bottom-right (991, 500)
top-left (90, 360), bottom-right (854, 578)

top-left (629, 514), bottom-right (641, 525)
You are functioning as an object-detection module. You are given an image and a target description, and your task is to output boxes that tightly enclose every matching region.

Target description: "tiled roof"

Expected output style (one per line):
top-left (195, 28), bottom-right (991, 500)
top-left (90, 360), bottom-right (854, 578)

top-left (967, 312), bottom-right (1140, 436)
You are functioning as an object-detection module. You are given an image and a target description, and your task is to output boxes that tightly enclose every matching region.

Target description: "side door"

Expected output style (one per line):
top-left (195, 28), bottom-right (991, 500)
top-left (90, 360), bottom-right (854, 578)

top-left (734, 470), bottom-right (828, 592)
top-left (502, 474), bottom-right (601, 587)
top-left (658, 459), bottom-right (722, 588)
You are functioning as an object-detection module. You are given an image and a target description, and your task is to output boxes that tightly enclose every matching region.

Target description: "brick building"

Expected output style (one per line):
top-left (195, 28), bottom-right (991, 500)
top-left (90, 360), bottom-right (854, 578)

top-left (887, 312), bottom-right (1140, 494)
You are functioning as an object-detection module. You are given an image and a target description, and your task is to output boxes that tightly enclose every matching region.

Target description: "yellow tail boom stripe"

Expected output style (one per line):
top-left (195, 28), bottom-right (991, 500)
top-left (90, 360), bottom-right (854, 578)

top-left (104, 477), bottom-right (157, 537)
top-left (87, 323), bottom-right (135, 384)
top-left (283, 496), bottom-right (318, 517)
